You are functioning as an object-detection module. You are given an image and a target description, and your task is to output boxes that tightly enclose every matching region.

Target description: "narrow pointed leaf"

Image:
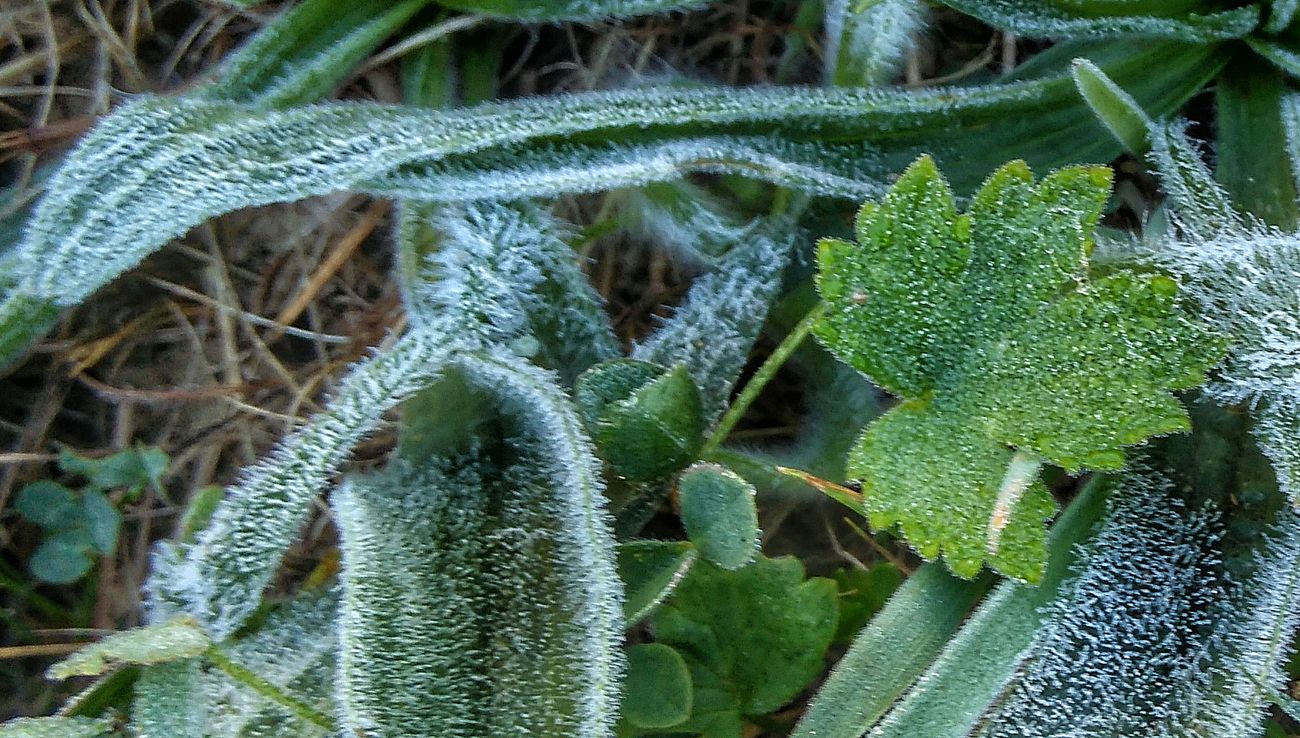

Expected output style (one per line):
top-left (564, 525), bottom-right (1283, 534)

top-left (0, 717), bottom-right (115, 738)
top-left (432, 0), bottom-right (706, 21)
top-left (792, 564), bottom-right (991, 738)
top-left (47, 618), bottom-right (210, 680)
top-left (155, 330), bottom-right (452, 639)
top-left (866, 476), bottom-right (1109, 737)
top-left (1072, 57), bottom-right (1153, 155)
top-left (939, 0), bottom-right (1260, 41)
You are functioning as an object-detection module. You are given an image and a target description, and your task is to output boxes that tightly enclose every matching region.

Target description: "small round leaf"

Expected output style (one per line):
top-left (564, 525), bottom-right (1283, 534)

top-left (14, 481), bottom-right (80, 529)
top-left (622, 643), bottom-right (693, 729)
top-left (677, 463), bottom-right (759, 570)
top-left (29, 536), bottom-right (93, 584)
top-left (595, 365), bottom-right (704, 482)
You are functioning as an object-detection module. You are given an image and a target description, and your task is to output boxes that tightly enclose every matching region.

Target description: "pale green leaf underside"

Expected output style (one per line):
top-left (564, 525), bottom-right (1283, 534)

top-left (47, 617), bottom-right (209, 680)
top-left (815, 157), bottom-right (1221, 580)
top-left (940, 0), bottom-right (1260, 42)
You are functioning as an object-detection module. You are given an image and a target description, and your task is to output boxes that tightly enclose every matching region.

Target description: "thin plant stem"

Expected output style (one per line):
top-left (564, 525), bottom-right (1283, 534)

top-left (204, 645), bottom-right (335, 731)
top-left (701, 301), bottom-right (829, 456)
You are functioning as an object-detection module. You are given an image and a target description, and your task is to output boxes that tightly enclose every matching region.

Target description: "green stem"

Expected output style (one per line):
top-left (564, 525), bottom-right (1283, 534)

top-left (702, 302), bottom-right (829, 456)
top-left (204, 645), bottom-right (335, 731)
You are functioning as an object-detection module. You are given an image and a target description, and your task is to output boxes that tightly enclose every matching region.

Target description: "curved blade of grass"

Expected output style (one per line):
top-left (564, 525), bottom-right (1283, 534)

top-left (790, 564), bottom-right (992, 738)
top-left (1, 39), bottom-right (1222, 373)
top-left (431, 0), bottom-right (706, 21)
top-left (1216, 56), bottom-right (1300, 229)
top-left (334, 354), bottom-right (622, 737)
top-left (198, 0), bottom-right (431, 108)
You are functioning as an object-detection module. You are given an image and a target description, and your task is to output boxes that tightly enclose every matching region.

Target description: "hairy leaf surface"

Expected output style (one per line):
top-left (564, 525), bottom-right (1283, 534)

top-left (334, 355), bottom-right (622, 738)
top-left (815, 156), bottom-right (1222, 580)
top-left (48, 618), bottom-right (209, 680)
top-left (433, 0), bottom-right (707, 21)
top-left (0, 40), bottom-right (1222, 371)
top-left (940, 0), bottom-right (1259, 41)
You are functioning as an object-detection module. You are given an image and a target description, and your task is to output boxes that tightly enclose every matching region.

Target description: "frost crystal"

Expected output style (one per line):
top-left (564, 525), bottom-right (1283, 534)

top-left (633, 228), bottom-right (794, 421)
top-left (1136, 120), bottom-right (1300, 503)
top-left (335, 355), bottom-right (622, 738)
top-left (984, 469), bottom-right (1228, 737)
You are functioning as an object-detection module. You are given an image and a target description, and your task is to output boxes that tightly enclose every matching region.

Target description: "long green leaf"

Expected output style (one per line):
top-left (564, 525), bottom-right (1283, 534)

top-left (791, 564), bottom-right (991, 738)
top-left (1216, 56), bottom-right (1300, 229)
top-left (431, 0), bottom-right (706, 21)
top-left (151, 329), bottom-right (452, 638)
top-left (334, 355), bottom-right (622, 737)
top-left (199, 0), bottom-right (431, 107)
top-left (0, 39), bottom-right (1223, 373)
top-left (939, 0), bottom-right (1259, 42)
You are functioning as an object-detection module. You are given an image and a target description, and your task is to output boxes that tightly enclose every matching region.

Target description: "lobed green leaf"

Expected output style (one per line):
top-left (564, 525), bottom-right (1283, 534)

top-left (815, 156), bottom-right (1222, 579)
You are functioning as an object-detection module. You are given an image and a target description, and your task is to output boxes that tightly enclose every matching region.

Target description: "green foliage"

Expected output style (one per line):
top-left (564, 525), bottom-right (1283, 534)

top-left (0, 717), bottom-right (116, 738)
top-left (938, 0), bottom-right (1260, 42)
top-left (47, 618), bottom-right (210, 680)
top-left (576, 361), bottom-right (705, 482)
top-left (617, 540), bottom-right (698, 626)
top-left (814, 156), bottom-right (1223, 580)
top-left (675, 463), bottom-right (759, 570)
top-left (829, 562), bottom-right (903, 644)
top-left (633, 556), bottom-right (839, 737)
top-left (622, 644), bottom-right (693, 729)
top-left (432, 0), bottom-right (707, 21)
top-left (14, 446), bottom-right (166, 584)
top-left (333, 355), bottom-right (623, 738)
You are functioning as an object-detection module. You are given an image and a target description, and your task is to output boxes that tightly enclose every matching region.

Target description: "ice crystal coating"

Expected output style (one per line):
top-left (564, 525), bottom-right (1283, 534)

top-left (131, 661), bottom-right (208, 738)
top-left (634, 229), bottom-right (794, 421)
top-left (984, 468), bottom-right (1228, 736)
top-left (0, 39), bottom-right (1222, 373)
top-left (0, 717), bottom-right (115, 738)
top-left (1136, 118), bottom-right (1300, 503)
top-left (155, 329), bottom-right (453, 639)
top-left (1196, 508), bottom-right (1300, 737)
top-left (824, 0), bottom-right (925, 86)
top-left (941, 0), bottom-right (1259, 42)
top-left (201, 591), bottom-right (338, 737)
top-left (47, 618), bottom-right (209, 680)
top-left (432, 0), bottom-right (707, 22)
top-left (815, 156), bottom-right (1221, 580)
top-left (334, 355), bottom-right (623, 738)
top-left (408, 201), bottom-right (618, 382)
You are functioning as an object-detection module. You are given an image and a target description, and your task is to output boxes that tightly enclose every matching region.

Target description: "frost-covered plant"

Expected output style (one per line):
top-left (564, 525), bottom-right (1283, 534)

top-left (7, 1), bottom-right (1300, 737)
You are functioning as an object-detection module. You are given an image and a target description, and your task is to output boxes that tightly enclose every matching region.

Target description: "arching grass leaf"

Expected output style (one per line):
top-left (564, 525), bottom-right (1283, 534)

top-left (939, 0), bottom-right (1260, 42)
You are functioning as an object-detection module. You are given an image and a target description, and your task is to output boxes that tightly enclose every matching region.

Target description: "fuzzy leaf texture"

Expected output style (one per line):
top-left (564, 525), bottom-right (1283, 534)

top-left (814, 156), bottom-right (1222, 580)
top-left (824, 0), bottom-right (925, 86)
top-left (939, 0), bottom-right (1260, 42)
top-left (633, 228), bottom-right (793, 422)
top-left (981, 467), bottom-right (1230, 737)
top-left (432, 0), bottom-right (708, 21)
top-left (0, 718), bottom-right (115, 738)
top-left (1129, 110), bottom-right (1300, 505)
top-left (152, 329), bottom-right (453, 639)
top-left (47, 618), bottom-right (209, 680)
top-left (0, 39), bottom-right (1225, 373)
top-left (407, 201), bottom-right (618, 381)
top-left (334, 354), bottom-right (622, 738)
